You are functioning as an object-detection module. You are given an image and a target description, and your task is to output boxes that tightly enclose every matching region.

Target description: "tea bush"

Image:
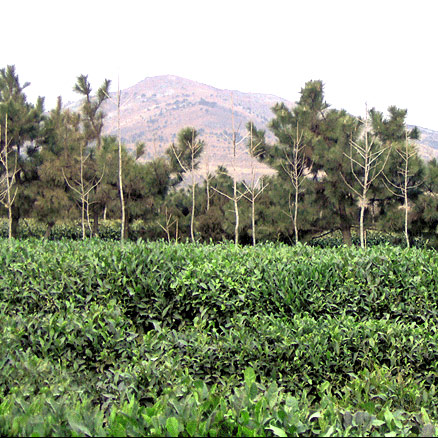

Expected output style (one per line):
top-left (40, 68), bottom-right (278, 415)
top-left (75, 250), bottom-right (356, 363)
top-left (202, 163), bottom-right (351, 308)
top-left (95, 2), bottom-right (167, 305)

top-left (1, 239), bottom-right (438, 435)
top-left (3, 240), bottom-right (438, 325)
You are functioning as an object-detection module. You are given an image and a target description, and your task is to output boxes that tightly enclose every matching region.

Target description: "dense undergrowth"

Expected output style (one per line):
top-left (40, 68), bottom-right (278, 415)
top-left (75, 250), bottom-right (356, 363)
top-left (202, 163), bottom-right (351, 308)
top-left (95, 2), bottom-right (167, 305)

top-left (1, 239), bottom-right (438, 436)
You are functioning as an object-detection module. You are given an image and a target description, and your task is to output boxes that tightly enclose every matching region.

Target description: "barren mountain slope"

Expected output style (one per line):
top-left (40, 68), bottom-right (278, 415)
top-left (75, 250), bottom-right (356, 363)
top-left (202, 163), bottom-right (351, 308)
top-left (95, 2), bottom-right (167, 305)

top-left (70, 75), bottom-right (438, 180)
top-left (101, 75), bottom-right (292, 180)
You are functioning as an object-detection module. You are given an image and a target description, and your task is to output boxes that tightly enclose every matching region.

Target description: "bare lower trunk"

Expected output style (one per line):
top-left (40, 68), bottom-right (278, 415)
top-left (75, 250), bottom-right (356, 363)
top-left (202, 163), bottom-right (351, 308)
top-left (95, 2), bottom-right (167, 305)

top-left (124, 215), bottom-right (129, 240)
top-left (251, 199), bottom-right (256, 246)
top-left (339, 203), bottom-right (352, 246)
top-left (294, 189), bottom-right (299, 244)
top-left (234, 180), bottom-right (239, 245)
top-left (8, 207), bottom-right (12, 239)
top-left (359, 203), bottom-right (365, 248)
top-left (190, 175), bottom-right (195, 242)
top-left (206, 179), bottom-right (210, 211)
top-left (341, 226), bottom-right (352, 246)
top-left (93, 208), bottom-right (99, 237)
top-left (404, 196), bottom-right (409, 248)
top-left (118, 84), bottom-right (126, 241)
top-left (11, 207), bottom-right (19, 239)
top-left (81, 201), bottom-right (86, 239)
top-left (175, 219), bottom-right (179, 243)
top-left (45, 221), bottom-right (55, 239)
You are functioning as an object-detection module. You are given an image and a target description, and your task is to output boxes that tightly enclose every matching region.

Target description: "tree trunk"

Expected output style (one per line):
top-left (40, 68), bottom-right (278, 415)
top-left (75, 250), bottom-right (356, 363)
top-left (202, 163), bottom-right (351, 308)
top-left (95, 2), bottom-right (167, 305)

top-left (340, 225), bottom-right (352, 246)
top-left (7, 206), bottom-right (12, 240)
top-left (251, 198), bottom-right (256, 246)
top-left (404, 197), bottom-right (409, 248)
top-left (117, 80), bottom-right (126, 241)
top-left (11, 206), bottom-right (19, 238)
top-left (338, 203), bottom-right (352, 246)
top-left (206, 179), bottom-right (210, 211)
top-left (93, 207), bottom-right (99, 237)
top-left (45, 221), bottom-right (55, 239)
top-left (359, 203), bottom-right (365, 248)
top-left (234, 180), bottom-right (239, 245)
top-left (124, 214), bottom-right (129, 240)
top-left (294, 188), bottom-right (299, 245)
top-left (81, 200), bottom-right (86, 239)
top-left (190, 175), bottom-right (195, 242)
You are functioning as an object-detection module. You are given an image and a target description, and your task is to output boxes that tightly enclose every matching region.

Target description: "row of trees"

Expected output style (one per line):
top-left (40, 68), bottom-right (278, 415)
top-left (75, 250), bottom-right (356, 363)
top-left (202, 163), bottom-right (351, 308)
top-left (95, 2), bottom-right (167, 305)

top-left (1, 64), bottom-right (438, 246)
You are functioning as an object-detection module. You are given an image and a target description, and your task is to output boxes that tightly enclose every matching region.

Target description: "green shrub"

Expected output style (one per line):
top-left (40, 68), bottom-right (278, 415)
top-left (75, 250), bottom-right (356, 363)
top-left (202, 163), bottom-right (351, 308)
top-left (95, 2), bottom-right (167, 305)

top-left (2, 239), bottom-right (438, 435)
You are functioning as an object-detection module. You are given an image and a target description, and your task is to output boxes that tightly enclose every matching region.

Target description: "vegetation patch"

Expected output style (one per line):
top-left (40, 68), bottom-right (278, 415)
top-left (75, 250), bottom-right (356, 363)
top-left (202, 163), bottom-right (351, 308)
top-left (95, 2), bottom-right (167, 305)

top-left (1, 240), bottom-right (438, 435)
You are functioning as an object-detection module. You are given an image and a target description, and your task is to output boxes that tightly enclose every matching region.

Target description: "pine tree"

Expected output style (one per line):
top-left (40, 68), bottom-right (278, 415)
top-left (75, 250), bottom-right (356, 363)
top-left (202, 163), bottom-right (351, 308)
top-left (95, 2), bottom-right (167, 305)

top-left (342, 106), bottom-right (390, 248)
top-left (167, 127), bottom-right (204, 242)
top-left (73, 74), bottom-right (110, 236)
top-left (252, 80), bottom-right (359, 244)
top-left (36, 98), bottom-right (81, 237)
top-left (0, 65), bottom-right (44, 237)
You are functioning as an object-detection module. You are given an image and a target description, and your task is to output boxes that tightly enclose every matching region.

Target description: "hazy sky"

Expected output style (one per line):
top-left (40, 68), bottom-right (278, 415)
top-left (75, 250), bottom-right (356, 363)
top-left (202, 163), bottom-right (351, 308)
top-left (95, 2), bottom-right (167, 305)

top-left (2, 0), bottom-right (438, 129)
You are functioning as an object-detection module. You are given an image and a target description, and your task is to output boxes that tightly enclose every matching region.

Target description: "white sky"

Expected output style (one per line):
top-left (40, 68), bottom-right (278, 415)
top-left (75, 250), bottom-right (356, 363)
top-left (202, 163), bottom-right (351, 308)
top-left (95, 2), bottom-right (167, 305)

top-left (2, 0), bottom-right (438, 130)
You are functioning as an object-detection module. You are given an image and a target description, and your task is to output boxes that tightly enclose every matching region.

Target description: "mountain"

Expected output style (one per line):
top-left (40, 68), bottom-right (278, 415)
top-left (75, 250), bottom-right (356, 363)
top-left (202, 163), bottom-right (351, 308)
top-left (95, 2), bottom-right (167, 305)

top-left (100, 75), bottom-right (292, 180)
top-left (72, 75), bottom-right (438, 178)
top-left (409, 126), bottom-right (438, 161)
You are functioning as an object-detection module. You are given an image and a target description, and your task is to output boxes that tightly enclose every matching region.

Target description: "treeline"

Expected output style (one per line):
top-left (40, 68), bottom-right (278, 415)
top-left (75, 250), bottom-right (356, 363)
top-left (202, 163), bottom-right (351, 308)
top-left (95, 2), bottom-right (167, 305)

top-left (1, 65), bottom-right (438, 246)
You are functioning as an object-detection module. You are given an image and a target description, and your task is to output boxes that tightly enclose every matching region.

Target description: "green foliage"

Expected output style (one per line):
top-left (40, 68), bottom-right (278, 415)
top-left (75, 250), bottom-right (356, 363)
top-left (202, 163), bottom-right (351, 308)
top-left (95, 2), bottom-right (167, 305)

top-left (166, 127), bottom-right (204, 186)
top-left (73, 74), bottom-right (110, 148)
top-left (0, 65), bottom-right (45, 237)
top-left (1, 239), bottom-right (438, 435)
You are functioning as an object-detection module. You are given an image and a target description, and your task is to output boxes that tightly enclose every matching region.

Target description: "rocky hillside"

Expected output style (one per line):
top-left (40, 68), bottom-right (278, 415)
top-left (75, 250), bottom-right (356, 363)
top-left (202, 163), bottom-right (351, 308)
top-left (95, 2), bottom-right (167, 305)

top-left (70, 75), bottom-right (438, 180)
top-left (100, 75), bottom-right (291, 180)
top-left (410, 126), bottom-right (438, 161)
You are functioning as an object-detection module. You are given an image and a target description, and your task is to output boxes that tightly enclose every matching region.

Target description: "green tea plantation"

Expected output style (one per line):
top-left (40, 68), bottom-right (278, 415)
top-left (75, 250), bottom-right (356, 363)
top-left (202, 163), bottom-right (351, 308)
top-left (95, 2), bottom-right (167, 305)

top-left (1, 239), bottom-right (438, 436)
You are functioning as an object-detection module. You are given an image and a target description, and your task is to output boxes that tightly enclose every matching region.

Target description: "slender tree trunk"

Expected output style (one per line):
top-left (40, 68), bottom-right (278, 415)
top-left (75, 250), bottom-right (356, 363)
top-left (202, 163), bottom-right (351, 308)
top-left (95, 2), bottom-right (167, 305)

top-left (205, 141), bottom-right (211, 212)
top-left (233, 179), bottom-right (239, 245)
top-left (81, 199), bottom-right (86, 239)
top-left (117, 80), bottom-right (126, 241)
top-left (294, 186), bottom-right (299, 244)
top-left (231, 97), bottom-right (239, 245)
top-left (175, 219), bottom-right (179, 243)
top-left (249, 124), bottom-right (257, 246)
top-left (359, 204), bottom-right (365, 248)
top-left (79, 142), bottom-right (86, 240)
top-left (6, 142), bottom-right (13, 239)
top-left (283, 123), bottom-right (305, 245)
top-left (404, 152), bottom-right (410, 248)
top-left (190, 165), bottom-right (195, 242)
top-left (206, 179), bottom-right (210, 211)
top-left (404, 187), bottom-right (409, 248)
top-left (8, 205), bottom-right (13, 240)
top-left (404, 199), bottom-right (409, 248)
top-left (359, 164), bottom-right (369, 248)
top-left (124, 214), bottom-right (129, 240)
top-left (251, 196), bottom-right (256, 246)
top-left (2, 117), bottom-right (16, 240)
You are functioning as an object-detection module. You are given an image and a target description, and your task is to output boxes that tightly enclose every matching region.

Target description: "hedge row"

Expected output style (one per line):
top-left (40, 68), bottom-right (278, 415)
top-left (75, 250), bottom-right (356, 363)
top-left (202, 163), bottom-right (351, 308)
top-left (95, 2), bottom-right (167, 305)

top-left (2, 239), bottom-right (438, 435)
top-left (2, 240), bottom-right (438, 325)
top-left (0, 218), bottom-right (433, 248)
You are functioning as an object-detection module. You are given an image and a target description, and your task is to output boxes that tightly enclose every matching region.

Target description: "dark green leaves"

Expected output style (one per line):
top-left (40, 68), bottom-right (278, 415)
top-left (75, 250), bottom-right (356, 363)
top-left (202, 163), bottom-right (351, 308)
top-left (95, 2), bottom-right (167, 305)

top-left (1, 240), bottom-right (438, 436)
